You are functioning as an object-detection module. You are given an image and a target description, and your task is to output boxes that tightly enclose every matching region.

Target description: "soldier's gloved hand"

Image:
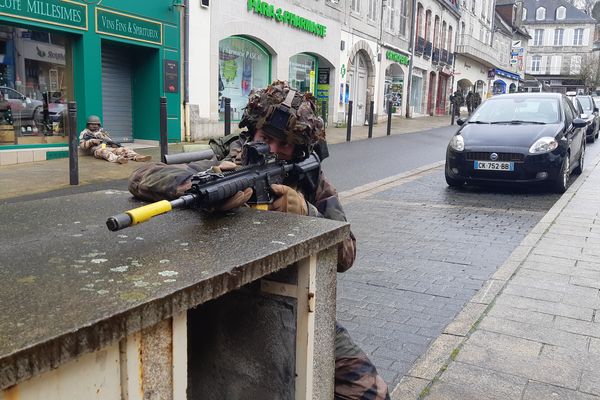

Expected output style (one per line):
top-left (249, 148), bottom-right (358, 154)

top-left (217, 188), bottom-right (253, 211)
top-left (90, 139), bottom-right (102, 146)
top-left (215, 160), bottom-right (237, 172)
top-left (269, 184), bottom-right (308, 216)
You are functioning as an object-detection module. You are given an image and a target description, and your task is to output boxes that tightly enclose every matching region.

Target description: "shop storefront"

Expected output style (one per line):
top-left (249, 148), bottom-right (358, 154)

top-left (0, 0), bottom-right (181, 160)
top-left (192, 0), bottom-right (340, 139)
top-left (491, 68), bottom-right (520, 96)
top-left (411, 68), bottom-right (425, 115)
top-left (383, 50), bottom-right (409, 115)
top-left (218, 36), bottom-right (270, 121)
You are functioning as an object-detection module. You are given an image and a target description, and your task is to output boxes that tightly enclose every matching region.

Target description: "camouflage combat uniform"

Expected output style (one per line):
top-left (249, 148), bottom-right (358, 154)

top-left (129, 137), bottom-right (389, 399)
top-left (79, 128), bottom-right (148, 163)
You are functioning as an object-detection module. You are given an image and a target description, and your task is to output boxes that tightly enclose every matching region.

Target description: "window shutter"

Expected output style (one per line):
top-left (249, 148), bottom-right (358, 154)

top-left (583, 28), bottom-right (590, 46)
top-left (546, 28), bottom-right (554, 45)
top-left (541, 55), bottom-right (548, 74)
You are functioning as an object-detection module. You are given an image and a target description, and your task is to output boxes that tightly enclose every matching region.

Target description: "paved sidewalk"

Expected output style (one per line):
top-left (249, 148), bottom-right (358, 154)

top-left (392, 153), bottom-right (600, 399)
top-left (0, 115), bottom-right (452, 200)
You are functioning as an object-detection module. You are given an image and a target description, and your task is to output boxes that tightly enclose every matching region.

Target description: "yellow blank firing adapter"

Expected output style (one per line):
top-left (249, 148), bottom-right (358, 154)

top-left (106, 200), bottom-right (172, 231)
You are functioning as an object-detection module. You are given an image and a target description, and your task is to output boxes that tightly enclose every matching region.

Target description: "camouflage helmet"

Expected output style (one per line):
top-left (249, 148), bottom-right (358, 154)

top-left (86, 115), bottom-right (102, 126)
top-left (238, 80), bottom-right (325, 160)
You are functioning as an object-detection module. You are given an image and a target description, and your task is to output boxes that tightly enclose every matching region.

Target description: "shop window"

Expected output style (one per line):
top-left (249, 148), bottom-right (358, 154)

top-left (289, 54), bottom-right (317, 94)
top-left (0, 25), bottom-right (72, 147)
top-left (218, 36), bottom-right (270, 121)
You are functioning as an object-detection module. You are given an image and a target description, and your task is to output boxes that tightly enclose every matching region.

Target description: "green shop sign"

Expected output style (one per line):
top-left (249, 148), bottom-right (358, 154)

top-left (386, 50), bottom-right (410, 66)
top-left (96, 7), bottom-right (162, 45)
top-left (0, 0), bottom-right (88, 30)
top-left (247, 0), bottom-right (326, 38)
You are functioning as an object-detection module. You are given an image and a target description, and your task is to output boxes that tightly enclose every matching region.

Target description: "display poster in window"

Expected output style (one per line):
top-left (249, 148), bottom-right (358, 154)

top-left (164, 60), bottom-right (179, 93)
top-left (318, 69), bottom-right (330, 84)
top-left (219, 37), bottom-right (269, 121)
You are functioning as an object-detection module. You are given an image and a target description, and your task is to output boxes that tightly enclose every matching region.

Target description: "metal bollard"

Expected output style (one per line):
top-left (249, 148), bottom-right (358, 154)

top-left (224, 97), bottom-right (231, 136)
top-left (346, 100), bottom-right (353, 142)
top-left (450, 103), bottom-right (455, 125)
top-left (160, 97), bottom-right (168, 163)
top-left (42, 92), bottom-right (50, 134)
top-left (387, 100), bottom-right (392, 136)
top-left (321, 100), bottom-right (327, 127)
top-left (368, 100), bottom-right (374, 139)
top-left (67, 101), bottom-right (78, 186)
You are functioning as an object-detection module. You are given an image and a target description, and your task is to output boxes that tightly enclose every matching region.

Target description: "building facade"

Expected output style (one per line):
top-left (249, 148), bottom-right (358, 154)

top-left (0, 0), bottom-right (182, 163)
top-left (407, 0), bottom-right (460, 117)
top-left (188, 0), bottom-right (342, 139)
top-left (523, 0), bottom-right (595, 94)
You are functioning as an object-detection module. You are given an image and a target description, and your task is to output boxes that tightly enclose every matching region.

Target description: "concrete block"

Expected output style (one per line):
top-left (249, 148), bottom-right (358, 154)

top-left (33, 150), bottom-right (46, 162)
top-left (0, 151), bottom-right (17, 165)
top-left (443, 302), bottom-right (487, 336)
top-left (17, 150), bottom-right (33, 164)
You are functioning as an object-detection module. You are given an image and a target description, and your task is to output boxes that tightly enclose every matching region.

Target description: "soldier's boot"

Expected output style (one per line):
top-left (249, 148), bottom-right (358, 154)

top-left (134, 155), bottom-right (152, 162)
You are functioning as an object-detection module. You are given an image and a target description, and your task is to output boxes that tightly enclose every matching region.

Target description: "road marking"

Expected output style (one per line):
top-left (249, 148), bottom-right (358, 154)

top-left (339, 161), bottom-right (445, 203)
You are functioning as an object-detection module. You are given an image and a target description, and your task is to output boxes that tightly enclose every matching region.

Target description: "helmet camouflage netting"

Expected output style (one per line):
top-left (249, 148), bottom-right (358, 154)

top-left (238, 80), bottom-right (326, 151)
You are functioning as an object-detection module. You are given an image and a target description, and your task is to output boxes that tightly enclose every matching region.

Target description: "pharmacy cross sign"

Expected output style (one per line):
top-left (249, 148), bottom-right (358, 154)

top-left (341, 64), bottom-right (346, 78)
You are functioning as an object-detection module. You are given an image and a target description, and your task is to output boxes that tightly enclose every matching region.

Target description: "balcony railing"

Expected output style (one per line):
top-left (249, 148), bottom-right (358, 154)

top-left (424, 41), bottom-right (433, 59)
top-left (440, 49), bottom-right (448, 65)
top-left (416, 36), bottom-right (426, 55)
top-left (455, 33), bottom-right (498, 67)
top-left (432, 47), bottom-right (440, 63)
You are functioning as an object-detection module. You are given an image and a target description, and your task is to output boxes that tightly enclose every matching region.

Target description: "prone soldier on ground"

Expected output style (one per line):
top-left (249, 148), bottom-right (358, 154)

top-left (127, 80), bottom-right (391, 400)
top-left (79, 115), bottom-right (152, 164)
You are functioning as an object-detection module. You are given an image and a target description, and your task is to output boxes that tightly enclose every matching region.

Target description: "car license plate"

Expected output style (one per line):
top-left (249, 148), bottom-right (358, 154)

top-left (474, 161), bottom-right (514, 171)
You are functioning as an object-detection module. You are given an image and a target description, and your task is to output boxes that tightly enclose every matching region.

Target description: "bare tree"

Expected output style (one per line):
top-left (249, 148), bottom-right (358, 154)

top-left (579, 53), bottom-right (600, 92)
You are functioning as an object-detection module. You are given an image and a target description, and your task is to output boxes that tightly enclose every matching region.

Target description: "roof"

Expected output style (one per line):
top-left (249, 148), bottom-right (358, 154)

top-left (522, 0), bottom-right (596, 24)
top-left (492, 92), bottom-right (563, 98)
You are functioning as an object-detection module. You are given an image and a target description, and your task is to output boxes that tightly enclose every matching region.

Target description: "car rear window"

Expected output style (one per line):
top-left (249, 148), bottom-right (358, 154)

top-left (470, 97), bottom-right (560, 124)
top-left (577, 96), bottom-right (593, 111)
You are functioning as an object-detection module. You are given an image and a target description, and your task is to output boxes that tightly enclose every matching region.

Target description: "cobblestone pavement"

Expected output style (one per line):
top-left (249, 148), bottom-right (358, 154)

top-left (336, 166), bottom-right (561, 387)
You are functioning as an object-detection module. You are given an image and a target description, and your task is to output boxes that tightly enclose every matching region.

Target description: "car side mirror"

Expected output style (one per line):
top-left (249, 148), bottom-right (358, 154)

top-left (25, 97), bottom-right (31, 104)
top-left (456, 118), bottom-right (466, 126)
top-left (573, 118), bottom-right (587, 128)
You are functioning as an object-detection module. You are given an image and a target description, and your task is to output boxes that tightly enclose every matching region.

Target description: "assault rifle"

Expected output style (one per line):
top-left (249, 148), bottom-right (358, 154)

top-left (106, 142), bottom-right (321, 232)
top-left (83, 132), bottom-right (122, 148)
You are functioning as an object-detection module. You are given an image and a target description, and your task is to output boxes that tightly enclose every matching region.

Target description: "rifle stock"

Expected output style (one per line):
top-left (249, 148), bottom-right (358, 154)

top-left (106, 150), bottom-right (321, 232)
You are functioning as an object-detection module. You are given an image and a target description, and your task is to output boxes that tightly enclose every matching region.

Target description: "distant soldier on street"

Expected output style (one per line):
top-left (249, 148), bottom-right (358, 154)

top-left (473, 91), bottom-right (482, 110)
top-left (450, 90), bottom-right (464, 117)
top-left (466, 91), bottom-right (474, 115)
top-left (79, 115), bottom-right (151, 164)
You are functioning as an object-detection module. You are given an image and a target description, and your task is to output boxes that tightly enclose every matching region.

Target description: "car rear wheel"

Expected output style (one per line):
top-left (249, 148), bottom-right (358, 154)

top-left (574, 144), bottom-right (585, 175)
top-left (445, 171), bottom-right (464, 187)
top-left (554, 154), bottom-right (570, 193)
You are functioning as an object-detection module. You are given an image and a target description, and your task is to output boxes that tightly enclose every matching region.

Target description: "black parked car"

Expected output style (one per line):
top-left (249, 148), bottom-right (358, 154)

top-left (575, 95), bottom-right (599, 142)
top-left (445, 93), bottom-right (587, 193)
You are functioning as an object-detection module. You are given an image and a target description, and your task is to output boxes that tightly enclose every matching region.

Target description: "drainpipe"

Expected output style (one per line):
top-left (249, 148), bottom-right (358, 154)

top-left (183, 0), bottom-right (191, 142)
top-left (405, 0), bottom-right (417, 118)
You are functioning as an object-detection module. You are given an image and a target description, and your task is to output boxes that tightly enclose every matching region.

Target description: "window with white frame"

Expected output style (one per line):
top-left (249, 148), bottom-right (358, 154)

top-left (522, 8), bottom-right (527, 20)
top-left (531, 55), bottom-right (542, 72)
top-left (556, 6), bottom-right (566, 20)
top-left (399, 0), bottom-right (408, 36)
top-left (573, 28), bottom-right (584, 45)
top-left (536, 7), bottom-right (545, 20)
top-left (554, 28), bottom-right (563, 45)
top-left (351, 0), bottom-right (360, 13)
top-left (367, 0), bottom-right (377, 20)
top-left (533, 29), bottom-right (544, 46)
